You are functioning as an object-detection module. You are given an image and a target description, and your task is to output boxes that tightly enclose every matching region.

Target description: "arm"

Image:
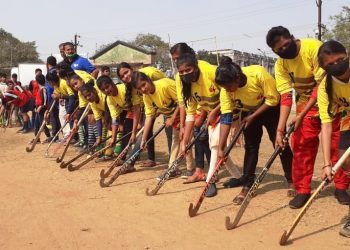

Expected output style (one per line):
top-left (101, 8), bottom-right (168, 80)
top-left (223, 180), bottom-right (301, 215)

top-left (166, 106), bottom-right (179, 127)
top-left (207, 104), bottom-right (221, 127)
top-left (130, 104), bottom-right (141, 144)
top-left (218, 113), bottom-right (232, 159)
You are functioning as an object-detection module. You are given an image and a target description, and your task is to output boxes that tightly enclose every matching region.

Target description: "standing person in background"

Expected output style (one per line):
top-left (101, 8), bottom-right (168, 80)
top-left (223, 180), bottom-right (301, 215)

top-left (266, 26), bottom-right (350, 208)
top-left (33, 74), bottom-right (51, 143)
top-left (29, 69), bottom-right (43, 129)
top-left (46, 56), bottom-right (61, 141)
top-left (64, 42), bottom-right (99, 78)
top-left (317, 40), bottom-right (350, 238)
top-left (11, 74), bottom-right (21, 86)
top-left (100, 66), bottom-right (111, 77)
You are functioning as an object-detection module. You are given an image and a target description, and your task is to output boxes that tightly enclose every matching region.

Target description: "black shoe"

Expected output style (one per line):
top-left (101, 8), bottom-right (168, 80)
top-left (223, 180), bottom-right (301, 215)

top-left (340, 218), bottom-right (350, 238)
top-left (335, 189), bottom-right (350, 205)
top-left (20, 129), bottom-right (31, 134)
top-left (289, 193), bottom-right (311, 209)
top-left (205, 183), bottom-right (217, 198)
top-left (16, 128), bottom-right (24, 133)
top-left (223, 178), bottom-right (242, 188)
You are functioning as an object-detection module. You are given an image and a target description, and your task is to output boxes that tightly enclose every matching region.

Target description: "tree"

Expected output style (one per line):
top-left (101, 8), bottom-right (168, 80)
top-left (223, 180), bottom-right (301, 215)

top-left (132, 33), bottom-right (171, 70)
top-left (0, 28), bottom-right (41, 68)
top-left (197, 50), bottom-right (219, 65)
top-left (323, 6), bottom-right (350, 50)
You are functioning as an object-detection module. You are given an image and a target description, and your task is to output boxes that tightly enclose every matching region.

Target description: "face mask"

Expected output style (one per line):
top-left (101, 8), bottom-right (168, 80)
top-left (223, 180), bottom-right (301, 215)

top-left (276, 40), bottom-right (298, 59)
top-left (180, 71), bottom-right (196, 83)
top-left (325, 58), bottom-right (349, 77)
top-left (66, 53), bottom-right (77, 59)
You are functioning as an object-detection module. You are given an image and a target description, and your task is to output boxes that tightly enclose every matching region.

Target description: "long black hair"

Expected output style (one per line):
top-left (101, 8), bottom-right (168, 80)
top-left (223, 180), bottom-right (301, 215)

top-left (46, 71), bottom-right (60, 86)
top-left (176, 53), bottom-right (198, 107)
top-left (117, 62), bottom-right (133, 109)
top-left (170, 43), bottom-right (195, 56)
top-left (131, 71), bottom-right (152, 89)
top-left (215, 56), bottom-right (246, 87)
top-left (318, 40), bottom-right (347, 117)
top-left (96, 75), bottom-right (114, 125)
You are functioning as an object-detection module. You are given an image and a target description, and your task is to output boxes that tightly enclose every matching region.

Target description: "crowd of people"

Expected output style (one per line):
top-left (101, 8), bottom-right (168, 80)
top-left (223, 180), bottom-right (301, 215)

top-left (1, 26), bottom-right (350, 238)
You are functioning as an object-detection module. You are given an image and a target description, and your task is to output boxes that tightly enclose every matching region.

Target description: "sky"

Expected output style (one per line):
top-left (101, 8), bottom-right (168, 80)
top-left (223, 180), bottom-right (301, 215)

top-left (0, 0), bottom-right (348, 61)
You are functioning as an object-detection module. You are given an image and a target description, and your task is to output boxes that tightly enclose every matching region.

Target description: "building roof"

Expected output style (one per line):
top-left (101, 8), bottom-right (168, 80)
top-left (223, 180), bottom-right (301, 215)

top-left (90, 40), bottom-right (156, 60)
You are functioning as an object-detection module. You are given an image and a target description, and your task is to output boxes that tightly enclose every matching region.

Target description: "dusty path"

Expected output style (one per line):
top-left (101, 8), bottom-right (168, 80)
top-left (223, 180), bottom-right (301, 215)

top-left (0, 121), bottom-right (349, 250)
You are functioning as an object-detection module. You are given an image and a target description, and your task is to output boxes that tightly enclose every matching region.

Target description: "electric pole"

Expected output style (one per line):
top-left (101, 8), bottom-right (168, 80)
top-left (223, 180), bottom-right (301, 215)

top-left (316, 0), bottom-right (322, 41)
top-left (73, 33), bottom-right (81, 52)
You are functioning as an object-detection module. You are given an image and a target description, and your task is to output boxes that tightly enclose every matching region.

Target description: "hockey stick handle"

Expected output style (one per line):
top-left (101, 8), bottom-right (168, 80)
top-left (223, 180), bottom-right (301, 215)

top-left (280, 144), bottom-right (350, 245)
top-left (45, 106), bottom-right (79, 155)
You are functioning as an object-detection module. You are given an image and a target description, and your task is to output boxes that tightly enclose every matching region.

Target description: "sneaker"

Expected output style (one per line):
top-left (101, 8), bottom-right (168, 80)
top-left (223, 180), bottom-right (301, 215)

top-left (156, 169), bottom-right (181, 181)
top-left (339, 218), bottom-right (350, 238)
top-left (223, 178), bottom-right (242, 188)
top-left (335, 189), bottom-right (350, 205)
top-left (181, 169), bottom-right (195, 179)
top-left (205, 183), bottom-right (217, 197)
top-left (42, 137), bottom-right (53, 144)
top-left (289, 193), bottom-right (311, 209)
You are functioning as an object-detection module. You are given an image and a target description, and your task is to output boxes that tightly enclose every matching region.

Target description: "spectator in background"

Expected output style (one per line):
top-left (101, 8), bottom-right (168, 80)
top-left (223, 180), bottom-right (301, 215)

top-left (11, 73), bottom-right (22, 86)
top-left (29, 68), bottom-right (43, 128)
top-left (46, 56), bottom-right (61, 141)
top-left (64, 42), bottom-right (99, 78)
top-left (101, 66), bottom-right (111, 77)
top-left (0, 73), bottom-right (8, 94)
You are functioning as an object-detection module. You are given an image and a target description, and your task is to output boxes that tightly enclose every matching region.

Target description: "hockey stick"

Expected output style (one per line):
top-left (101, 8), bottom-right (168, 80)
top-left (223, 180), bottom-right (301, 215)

top-left (188, 122), bottom-right (245, 217)
top-left (67, 144), bottom-right (112, 171)
top-left (145, 127), bottom-right (205, 196)
top-left (45, 106), bottom-right (79, 157)
top-left (225, 124), bottom-right (295, 230)
top-left (59, 135), bottom-right (112, 168)
top-left (56, 104), bottom-right (91, 163)
top-left (99, 124), bottom-right (166, 187)
top-left (26, 100), bottom-right (57, 152)
top-left (99, 128), bottom-right (144, 179)
top-left (279, 145), bottom-right (350, 245)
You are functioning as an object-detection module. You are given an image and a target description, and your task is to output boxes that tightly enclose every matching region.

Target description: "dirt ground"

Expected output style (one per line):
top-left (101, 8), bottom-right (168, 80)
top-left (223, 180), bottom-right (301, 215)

top-left (1, 120), bottom-right (350, 250)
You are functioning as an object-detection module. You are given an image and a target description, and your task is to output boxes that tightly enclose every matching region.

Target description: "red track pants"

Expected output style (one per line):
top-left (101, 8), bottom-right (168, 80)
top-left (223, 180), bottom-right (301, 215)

top-left (291, 115), bottom-right (349, 194)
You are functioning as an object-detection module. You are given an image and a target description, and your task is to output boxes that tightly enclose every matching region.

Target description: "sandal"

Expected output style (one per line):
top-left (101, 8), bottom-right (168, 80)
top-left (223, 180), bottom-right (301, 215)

top-left (183, 171), bottom-right (206, 184)
top-left (141, 160), bottom-right (156, 168)
top-left (232, 187), bottom-right (249, 205)
top-left (287, 183), bottom-right (297, 197)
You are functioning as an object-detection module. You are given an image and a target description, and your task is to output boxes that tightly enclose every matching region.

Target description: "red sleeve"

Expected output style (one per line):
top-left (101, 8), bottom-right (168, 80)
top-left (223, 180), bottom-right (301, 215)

top-left (311, 85), bottom-right (318, 100)
top-left (280, 92), bottom-right (293, 107)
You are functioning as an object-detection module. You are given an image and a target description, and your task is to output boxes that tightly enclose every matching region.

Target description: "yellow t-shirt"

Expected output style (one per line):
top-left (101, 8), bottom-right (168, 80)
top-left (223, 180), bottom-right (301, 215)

top-left (53, 78), bottom-right (74, 97)
top-left (318, 76), bottom-right (350, 131)
top-left (107, 83), bottom-right (141, 120)
top-left (139, 66), bottom-right (166, 81)
top-left (143, 78), bottom-right (178, 117)
top-left (175, 60), bottom-right (220, 115)
top-left (220, 65), bottom-right (280, 119)
top-left (275, 38), bottom-right (325, 115)
top-left (90, 87), bottom-right (107, 121)
top-left (75, 70), bottom-right (95, 108)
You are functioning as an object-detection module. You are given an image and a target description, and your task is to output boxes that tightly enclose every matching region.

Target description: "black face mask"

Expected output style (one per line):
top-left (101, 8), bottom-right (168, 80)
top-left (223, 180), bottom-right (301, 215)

top-left (180, 71), bottom-right (197, 84)
top-left (276, 40), bottom-right (298, 59)
top-left (325, 58), bottom-right (349, 77)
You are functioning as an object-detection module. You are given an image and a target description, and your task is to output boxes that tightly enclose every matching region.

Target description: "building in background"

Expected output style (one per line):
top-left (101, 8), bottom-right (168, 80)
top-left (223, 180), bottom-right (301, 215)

top-left (90, 41), bottom-right (156, 81)
top-left (210, 49), bottom-right (276, 75)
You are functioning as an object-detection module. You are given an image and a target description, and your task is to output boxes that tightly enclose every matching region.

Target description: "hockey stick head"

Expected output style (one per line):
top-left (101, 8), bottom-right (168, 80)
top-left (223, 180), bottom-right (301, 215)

top-left (145, 187), bottom-right (157, 196)
top-left (188, 203), bottom-right (199, 217)
top-left (67, 164), bottom-right (76, 172)
top-left (99, 169), bottom-right (107, 179)
top-left (225, 216), bottom-right (236, 230)
top-left (279, 230), bottom-right (288, 245)
top-left (99, 178), bottom-right (110, 188)
top-left (25, 146), bottom-right (34, 152)
top-left (60, 161), bottom-right (68, 168)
